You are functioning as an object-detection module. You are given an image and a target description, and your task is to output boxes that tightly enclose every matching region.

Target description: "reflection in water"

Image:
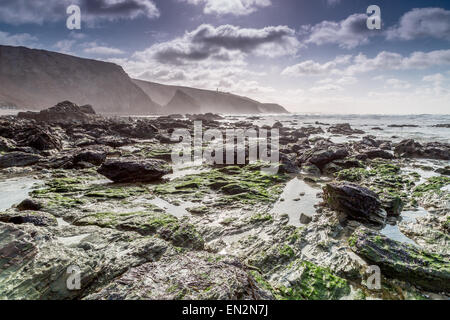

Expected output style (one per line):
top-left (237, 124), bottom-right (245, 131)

top-left (0, 177), bottom-right (41, 211)
top-left (271, 177), bottom-right (321, 227)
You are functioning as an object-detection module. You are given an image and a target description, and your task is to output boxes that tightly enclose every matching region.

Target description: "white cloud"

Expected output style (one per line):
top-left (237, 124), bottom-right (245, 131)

top-left (346, 50), bottom-right (450, 74)
top-left (385, 78), bottom-right (411, 89)
top-left (83, 43), bottom-right (125, 55)
top-left (305, 13), bottom-right (378, 49)
top-left (0, 0), bottom-right (160, 25)
top-left (387, 8), bottom-right (450, 41)
top-left (182, 0), bottom-right (271, 16)
top-left (310, 84), bottom-right (343, 94)
top-left (54, 40), bottom-right (77, 53)
top-left (281, 55), bottom-right (351, 77)
top-left (0, 31), bottom-right (38, 46)
top-left (423, 73), bottom-right (445, 85)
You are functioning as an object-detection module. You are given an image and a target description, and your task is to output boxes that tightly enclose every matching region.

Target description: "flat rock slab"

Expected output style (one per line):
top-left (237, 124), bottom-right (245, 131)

top-left (350, 227), bottom-right (450, 293)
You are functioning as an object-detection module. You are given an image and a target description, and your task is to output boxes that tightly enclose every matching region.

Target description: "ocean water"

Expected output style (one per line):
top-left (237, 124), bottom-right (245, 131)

top-left (227, 114), bottom-right (450, 144)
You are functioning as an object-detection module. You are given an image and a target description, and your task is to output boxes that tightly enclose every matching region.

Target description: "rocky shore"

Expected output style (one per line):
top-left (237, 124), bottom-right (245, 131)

top-left (0, 101), bottom-right (449, 300)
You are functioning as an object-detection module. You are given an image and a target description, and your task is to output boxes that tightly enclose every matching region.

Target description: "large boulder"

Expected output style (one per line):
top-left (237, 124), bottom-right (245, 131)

top-left (73, 150), bottom-right (107, 166)
top-left (17, 101), bottom-right (96, 123)
top-left (299, 146), bottom-right (349, 170)
top-left (323, 183), bottom-right (386, 225)
top-left (350, 227), bottom-right (450, 293)
top-left (18, 127), bottom-right (63, 151)
top-left (0, 152), bottom-right (41, 168)
top-left (98, 159), bottom-right (172, 183)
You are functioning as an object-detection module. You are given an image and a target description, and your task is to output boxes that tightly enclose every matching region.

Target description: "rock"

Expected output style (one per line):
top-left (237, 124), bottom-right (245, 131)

top-left (299, 147), bottom-right (349, 170)
top-left (323, 183), bottom-right (386, 226)
top-left (17, 199), bottom-right (42, 211)
top-left (85, 252), bottom-right (273, 300)
top-left (188, 113), bottom-right (224, 121)
top-left (73, 150), bottom-right (107, 166)
top-left (279, 154), bottom-right (300, 174)
top-left (328, 123), bottom-right (365, 135)
top-left (0, 223), bottom-right (169, 299)
top-left (96, 136), bottom-right (133, 148)
top-left (433, 124), bottom-right (450, 128)
top-left (272, 121), bottom-right (283, 129)
top-left (98, 159), bottom-right (172, 183)
top-left (0, 211), bottom-right (57, 227)
top-left (363, 149), bottom-right (394, 160)
top-left (0, 152), bottom-right (41, 168)
top-left (349, 227), bottom-right (450, 292)
top-left (0, 137), bottom-right (15, 152)
top-left (394, 139), bottom-right (450, 160)
top-left (300, 213), bottom-right (312, 225)
top-left (436, 166), bottom-right (450, 176)
top-left (17, 101), bottom-right (95, 123)
top-left (18, 126), bottom-right (63, 151)
top-left (302, 164), bottom-right (321, 177)
top-left (388, 124), bottom-right (419, 128)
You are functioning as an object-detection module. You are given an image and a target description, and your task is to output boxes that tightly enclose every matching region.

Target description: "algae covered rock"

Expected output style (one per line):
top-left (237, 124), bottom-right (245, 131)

top-left (98, 158), bottom-right (172, 183)
top-left (323, 182), bottom-right (386, 226)
top-left (85, 252), bottom-right (273, 300)
top-left (349, 227), bottom-right (450, 293)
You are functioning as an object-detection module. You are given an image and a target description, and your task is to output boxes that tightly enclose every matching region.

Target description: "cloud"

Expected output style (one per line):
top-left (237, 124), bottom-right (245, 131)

top-left (385, 78), bottom-right (411, 89)
top-left (0, 31), bottom-right (38, 46)
top-left (423, 73), bottom-right (445, 85)
top-left (387, 8), bottom-right (450, 41)
top-left (83, 43), bottom-right (125, 55)
top-left (0, 0), bottom-right (160, 25)
top-left (281, 55), bottom-right (351, 76)
top-left (310, 84), bottom-right (343, 94)
top-left (54, 39), bottom-right (77, 53)
top-left (135, 24), bottom-right (300, 65)
top-left (347, 50), bottom-right (450, 74)
top-left (305, 13), bottom-right (378, 49)
top-left (283, 49), bottom-right (450, 79)
top-left (326, 0), bottom-right (341, 7)
top-left (182, 0), bottom-right (271, 16)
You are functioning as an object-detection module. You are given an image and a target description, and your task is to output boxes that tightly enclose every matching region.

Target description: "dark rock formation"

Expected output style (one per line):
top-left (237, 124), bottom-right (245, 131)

top-left (394, 139), bottom-right (450, 160)
top-left (323, 183), bottom-right (386, 225)
top-left (328, 123), bottom-right (365, 135)
top-left (98, 159), bottom-right (172, 183)
top-left (0, 152), bottom-right (41, 168)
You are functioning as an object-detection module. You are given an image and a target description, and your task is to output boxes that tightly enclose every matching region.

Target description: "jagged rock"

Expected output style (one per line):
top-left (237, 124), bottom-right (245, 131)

top-left (95, 136), bottom-right (133, 148)
top-left (0, 211), bottom-right (57, 227)
top-left (73, 150), bottom-right (107, 166)
top-left (18, 126), bottom-right (63, 151)
top-left (17, 101), bottom-right (95, 123)
top-left (17, 199), bottom-right (43, 212)
top-left (300, 213), bottom-right (313, 225)
top-left (0, 223), bottom-right (169, 299)
top-left (85, 252), bottom-right (273, 300)
top-left (0, 152), bottom-right (41, 168)
top-left (394, 139), bottom-right (450, 160)
top-left (98, 159), bottom-right (172, 183)
top-left (0, 137), bottom-right (15, 152)
top-left (350, 227), bottom-right (450, 292)
top-left (362, 149), bottom-right (394, 160)
top-left (298, 147), bottom-right (349, 170)
top-left (323, 183), bottom-right (386, 225)
top-left (436, 166), bottom-right (450, 176)
top-left (328, 123), bottom-right (365, 135)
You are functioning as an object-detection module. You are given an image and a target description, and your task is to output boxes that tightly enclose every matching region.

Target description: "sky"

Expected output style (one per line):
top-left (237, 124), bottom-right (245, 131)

top-left (0, 0), bottom-right (449, 114)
